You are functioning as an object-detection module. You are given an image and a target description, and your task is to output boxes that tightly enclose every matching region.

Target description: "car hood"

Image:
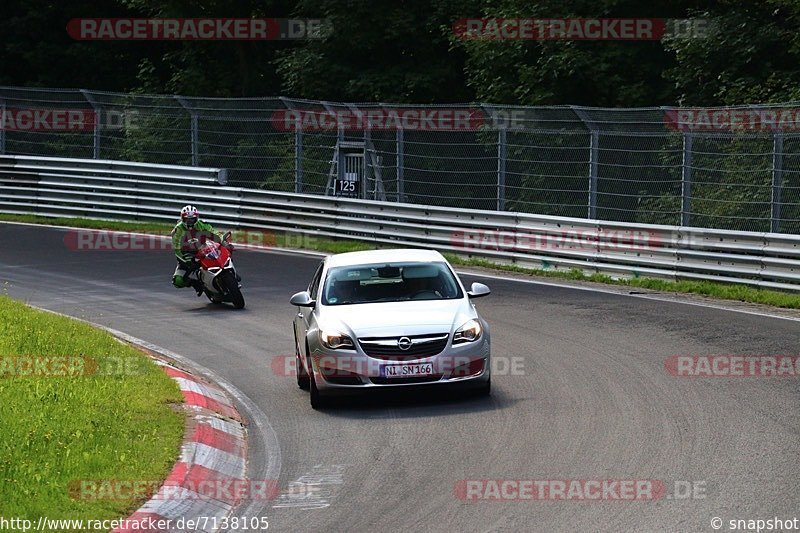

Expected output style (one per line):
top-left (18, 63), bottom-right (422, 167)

top-left (320, 298), bottom-right (475, 338)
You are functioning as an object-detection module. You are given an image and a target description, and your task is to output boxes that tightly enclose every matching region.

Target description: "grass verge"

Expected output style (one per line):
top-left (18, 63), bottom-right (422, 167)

top-left (0, 294), bottom-right (184, 520)
top-left (3, 213), bottom-right (800, 309)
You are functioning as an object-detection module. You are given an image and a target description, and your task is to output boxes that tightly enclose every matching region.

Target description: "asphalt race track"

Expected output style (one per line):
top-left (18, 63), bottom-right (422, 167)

top-left (2, 223), bottom-right (798, 532)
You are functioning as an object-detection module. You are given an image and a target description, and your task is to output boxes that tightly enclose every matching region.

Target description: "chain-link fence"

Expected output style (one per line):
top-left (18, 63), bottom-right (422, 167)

top-left (2, 86), bottom-right (799, 233)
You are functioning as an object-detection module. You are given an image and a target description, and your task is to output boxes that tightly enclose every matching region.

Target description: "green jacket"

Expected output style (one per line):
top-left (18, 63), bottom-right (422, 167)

top-left (171, 220), bottom-right (223, 263)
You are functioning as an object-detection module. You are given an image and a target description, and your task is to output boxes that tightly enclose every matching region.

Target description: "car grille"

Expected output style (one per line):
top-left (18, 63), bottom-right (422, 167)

top-left (358, 333), bottom-right (449, 360)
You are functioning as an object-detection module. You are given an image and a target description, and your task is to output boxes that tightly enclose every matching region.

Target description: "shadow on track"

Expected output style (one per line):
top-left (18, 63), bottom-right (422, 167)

top-left (309, 386), bottom-right (516, 420)
top-left (181, 302), bottom-right (248, 313)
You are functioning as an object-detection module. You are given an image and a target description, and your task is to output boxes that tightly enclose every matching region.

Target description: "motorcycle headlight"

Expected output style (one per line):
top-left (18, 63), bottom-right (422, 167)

top-left (319, 329), bottom-right (355, 350)
top-left (453, 319), bottom-right (482, 344)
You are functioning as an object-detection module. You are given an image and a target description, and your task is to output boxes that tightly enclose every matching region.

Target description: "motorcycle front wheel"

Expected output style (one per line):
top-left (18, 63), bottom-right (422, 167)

top-left (220, 271), bottom-right (245, 309)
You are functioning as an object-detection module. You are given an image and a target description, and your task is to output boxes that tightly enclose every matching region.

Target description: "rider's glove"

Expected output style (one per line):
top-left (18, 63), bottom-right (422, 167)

top-left (180, 256), bottom-right (198, 268)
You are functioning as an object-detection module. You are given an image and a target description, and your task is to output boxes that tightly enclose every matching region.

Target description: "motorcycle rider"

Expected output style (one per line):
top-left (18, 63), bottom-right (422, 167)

top-left (171, 205), bottom-right (230, 294)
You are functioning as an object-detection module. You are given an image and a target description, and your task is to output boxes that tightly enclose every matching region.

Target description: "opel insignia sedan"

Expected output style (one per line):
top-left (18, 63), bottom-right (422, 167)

top-left (289, 249), bottom-right (491, 409)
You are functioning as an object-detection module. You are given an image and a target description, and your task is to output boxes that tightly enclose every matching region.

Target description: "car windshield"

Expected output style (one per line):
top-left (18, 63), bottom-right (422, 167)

top-left (322, 261), bottom-right (463, 305)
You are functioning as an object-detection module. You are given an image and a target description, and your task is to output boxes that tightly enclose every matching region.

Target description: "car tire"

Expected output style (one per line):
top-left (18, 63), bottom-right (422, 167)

top-left (476, 377), bottom-right (491, 396)
top-left (305, 346), bottom-right (326, 410)
top-left (309, 368), bottom-right (326, 410)
top-left (295, 330), bottom-right (309, 390)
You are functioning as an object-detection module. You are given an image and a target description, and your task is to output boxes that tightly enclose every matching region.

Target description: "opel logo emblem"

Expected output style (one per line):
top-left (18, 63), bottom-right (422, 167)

top-left (397, 337), bottom-right (412, 351)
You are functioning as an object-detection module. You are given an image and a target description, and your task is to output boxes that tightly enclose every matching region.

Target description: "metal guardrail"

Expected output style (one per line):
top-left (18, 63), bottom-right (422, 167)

top-left (4, 86), bottom-right (800, 234)
top-left (1, 155), bottom-right (799, 292)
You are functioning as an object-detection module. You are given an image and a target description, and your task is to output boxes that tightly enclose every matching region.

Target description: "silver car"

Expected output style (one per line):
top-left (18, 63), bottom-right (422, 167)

top-left (290, 249), bottom-right (491, 409)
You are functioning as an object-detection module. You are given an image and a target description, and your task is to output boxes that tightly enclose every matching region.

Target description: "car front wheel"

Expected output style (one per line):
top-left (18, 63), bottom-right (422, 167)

top-left (309, 363), bottom-right (326, 410)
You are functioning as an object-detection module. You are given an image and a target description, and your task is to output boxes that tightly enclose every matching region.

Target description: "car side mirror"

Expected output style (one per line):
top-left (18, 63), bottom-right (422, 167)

top-left (466, 282), bottom-right (491, 298)
top-left (290, 291), bottom-right (316, 307)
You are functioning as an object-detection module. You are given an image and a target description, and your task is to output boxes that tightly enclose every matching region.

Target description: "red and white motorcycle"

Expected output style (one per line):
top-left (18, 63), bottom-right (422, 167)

top-left (186, 231), bottom-right (245, 309)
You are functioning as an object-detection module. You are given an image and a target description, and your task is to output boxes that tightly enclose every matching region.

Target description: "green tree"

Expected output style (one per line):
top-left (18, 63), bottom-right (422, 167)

top-left (666, 0), bottom-right (800, 105)
top-left (275, 0), bottom-right (481, 102)
top-left (456, 0), bottom-right (712, 107)
top-left (0, 0), bottom-right (163, 90)
top-left (119, 0), bottom-right (295, 96)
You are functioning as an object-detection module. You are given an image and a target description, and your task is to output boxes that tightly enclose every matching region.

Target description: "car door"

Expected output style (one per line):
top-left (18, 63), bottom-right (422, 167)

top-left (294, 260), bottom-right (324, 347)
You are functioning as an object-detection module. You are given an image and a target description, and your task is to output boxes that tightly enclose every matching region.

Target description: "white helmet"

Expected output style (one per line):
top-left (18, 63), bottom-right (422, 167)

top-left (180, 205), bottom-right (199, 227)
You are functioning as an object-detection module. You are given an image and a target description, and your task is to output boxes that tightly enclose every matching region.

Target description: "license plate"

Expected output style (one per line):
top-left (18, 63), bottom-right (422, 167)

top-left (381, 363), bottom-right (434, 378)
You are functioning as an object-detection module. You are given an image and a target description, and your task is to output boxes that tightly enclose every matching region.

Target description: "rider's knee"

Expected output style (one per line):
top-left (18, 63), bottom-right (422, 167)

top-left (172, 275), bottom-right (185, 288)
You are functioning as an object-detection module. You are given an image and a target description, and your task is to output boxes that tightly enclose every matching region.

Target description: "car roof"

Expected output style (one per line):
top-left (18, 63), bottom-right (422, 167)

top-left (325, 248), bottom-right (447, 268)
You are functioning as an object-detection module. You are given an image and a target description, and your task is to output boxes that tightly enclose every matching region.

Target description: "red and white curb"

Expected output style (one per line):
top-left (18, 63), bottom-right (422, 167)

top-left (113, 360), bottom-right (247, 533)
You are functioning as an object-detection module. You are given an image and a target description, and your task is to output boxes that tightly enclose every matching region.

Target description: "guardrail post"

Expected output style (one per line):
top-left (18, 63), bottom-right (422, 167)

top-left (396, 128), bottom-right (404, 203)
top-left (681, 133), bottom-right (694, 226)
top-left (497, 126), bottom-right (507, 211)
top-left (772, 133), bottom-right (784, 233)
top-left (175, 97), bottom-right (199, 166)
top-left (80, 89), bottom-right (101, 159)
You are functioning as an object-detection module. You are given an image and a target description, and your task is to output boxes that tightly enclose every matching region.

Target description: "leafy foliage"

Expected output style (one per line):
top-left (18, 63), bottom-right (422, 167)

top-left (3, 0), bottom-right (799, 106)
top-left (666, 0), bottom-right (800, 105)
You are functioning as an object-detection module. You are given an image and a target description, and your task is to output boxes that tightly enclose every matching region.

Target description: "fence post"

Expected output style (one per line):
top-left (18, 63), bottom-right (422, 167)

top-left (497, 126), bottom-right (507, 211)
top-left (572, 107), bottom-right (599, 219)
top-left (396, 128), bottom-right (404, 203)
top-left (681, 133), bottom-right (694, 226)
top-left (175, 96), bottom-right (199, 166)
top-left (337, 126), bottom-right (344, 182)
top-left (80, 89), bottom-right (101, 159)
top-left (295, 127), bottom-right (303, 194)
top-left (588, 131), bottom-right (599, 219)
top-left (281, 97), bottom-right (303, 193)
top-left (363, 128), bottom-right (371, 199)
top-left (771, 133), bottom-right (784, 233)
top-left (0, 98), bottom-right (5, 154)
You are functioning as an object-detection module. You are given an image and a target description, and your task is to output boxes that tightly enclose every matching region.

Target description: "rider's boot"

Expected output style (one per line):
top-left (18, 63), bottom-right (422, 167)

top-left (190, 278), bottom-right (204, 296)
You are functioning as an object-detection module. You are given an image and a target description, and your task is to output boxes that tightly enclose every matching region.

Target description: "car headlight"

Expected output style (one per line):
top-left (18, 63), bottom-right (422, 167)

top-left (453, 319), bottom-right (482, 344)
top-left (319, 329), bottom-right (355, 350)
